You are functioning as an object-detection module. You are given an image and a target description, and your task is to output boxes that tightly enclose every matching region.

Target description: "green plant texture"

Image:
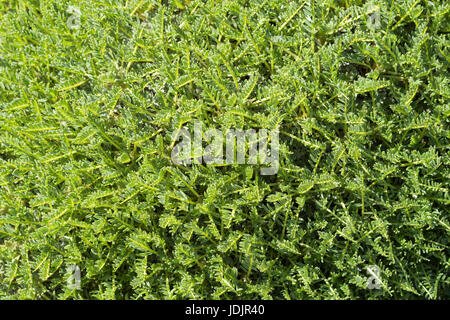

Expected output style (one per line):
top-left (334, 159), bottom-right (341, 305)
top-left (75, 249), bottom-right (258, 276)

top-left (0, 0), bottom-right (449, 299)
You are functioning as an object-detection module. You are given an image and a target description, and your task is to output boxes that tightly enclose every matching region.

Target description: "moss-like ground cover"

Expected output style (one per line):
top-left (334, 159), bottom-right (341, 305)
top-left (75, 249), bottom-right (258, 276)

top-left (0, 0), bottom-right (448, 299)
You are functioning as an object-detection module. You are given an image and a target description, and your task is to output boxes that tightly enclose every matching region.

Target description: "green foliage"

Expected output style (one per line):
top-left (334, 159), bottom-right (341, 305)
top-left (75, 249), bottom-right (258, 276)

top-left (0, 0), bottom-right (449, 299)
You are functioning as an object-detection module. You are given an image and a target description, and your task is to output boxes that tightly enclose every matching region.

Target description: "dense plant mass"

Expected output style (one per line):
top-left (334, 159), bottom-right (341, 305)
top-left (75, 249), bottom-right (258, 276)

top-left (0, 0), bottom-right (449, 299)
